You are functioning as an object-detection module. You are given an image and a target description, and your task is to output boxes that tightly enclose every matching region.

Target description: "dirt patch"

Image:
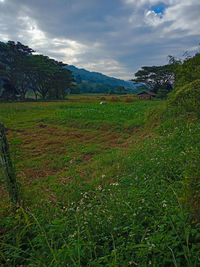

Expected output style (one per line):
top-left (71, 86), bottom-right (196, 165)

top-left (142, 132), bottom-right (157, 139)
top-left (7, 123), bottom-right (143, 186)
top-left (99, 134), bottom-right (124, 148)
top-left (82, 153), bottom-right (93, 162)
top-left (17, 125), bottom-right (98, 150)
top-left (18, 168), bottom-right (58, 181)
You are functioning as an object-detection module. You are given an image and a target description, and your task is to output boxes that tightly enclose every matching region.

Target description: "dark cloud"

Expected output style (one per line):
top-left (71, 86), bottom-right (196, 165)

top-left (0, 0), bottom-right (200, 79)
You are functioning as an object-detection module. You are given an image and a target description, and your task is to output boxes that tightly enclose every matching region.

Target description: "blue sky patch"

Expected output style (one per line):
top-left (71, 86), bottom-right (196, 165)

top-left (151, 3), bottom-right (168, 15)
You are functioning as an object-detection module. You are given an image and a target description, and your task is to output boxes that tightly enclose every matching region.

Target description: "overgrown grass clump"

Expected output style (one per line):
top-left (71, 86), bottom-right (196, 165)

top-left (0, 96), bottom-right (200, 266)
top-left (169, 79), bottom-right (200, 116)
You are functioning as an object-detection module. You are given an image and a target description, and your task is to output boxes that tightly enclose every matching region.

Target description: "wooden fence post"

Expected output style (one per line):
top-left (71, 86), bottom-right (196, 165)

top-left (0, 122), bottom-right (19, 208)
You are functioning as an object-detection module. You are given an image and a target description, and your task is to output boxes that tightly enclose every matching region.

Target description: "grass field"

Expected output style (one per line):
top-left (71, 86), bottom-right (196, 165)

top-left (0, 95), bottom-right (199, 266)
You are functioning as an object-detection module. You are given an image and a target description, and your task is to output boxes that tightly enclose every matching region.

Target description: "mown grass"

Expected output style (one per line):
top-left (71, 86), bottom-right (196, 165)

top-left (0, 96), bottom-right (199, 266)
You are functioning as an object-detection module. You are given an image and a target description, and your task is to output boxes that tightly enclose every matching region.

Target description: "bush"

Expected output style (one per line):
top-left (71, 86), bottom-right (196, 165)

top-left (169, 79), bottom-right (200, 115)
top-left (124, 97), bottom-right (134, 103)
top-left (109, 96), bottom-right (120, 102)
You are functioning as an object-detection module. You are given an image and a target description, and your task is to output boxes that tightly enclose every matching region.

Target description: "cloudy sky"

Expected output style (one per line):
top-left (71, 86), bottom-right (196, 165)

top-left (0, 0), bottom-right (200, 79)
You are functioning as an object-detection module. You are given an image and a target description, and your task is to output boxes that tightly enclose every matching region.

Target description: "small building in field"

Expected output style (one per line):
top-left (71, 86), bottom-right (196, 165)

top-left (137, 90), bottom-right (156, 100)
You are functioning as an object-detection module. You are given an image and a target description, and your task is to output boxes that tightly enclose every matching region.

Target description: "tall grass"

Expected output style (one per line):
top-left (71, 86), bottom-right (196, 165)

top-left (0, 97), bottom-right (200, 266)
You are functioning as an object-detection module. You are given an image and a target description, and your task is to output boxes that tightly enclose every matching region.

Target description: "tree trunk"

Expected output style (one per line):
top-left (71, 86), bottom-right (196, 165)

top-left (41, 90), bottom-right (46, 100)
top-left (0, 122), bottom-right (19, 208)
top-left (20, 93), bottom-right (26, 101)
top-left (34, 91), bottom-right (38, 101)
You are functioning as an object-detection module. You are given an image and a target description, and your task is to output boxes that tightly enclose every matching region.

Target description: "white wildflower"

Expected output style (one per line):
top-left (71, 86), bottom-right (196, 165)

top-left (162, 200), bottom-right (167, 207)
top-left (98, 185), bottom-right (102, 190)
top-left (110, 182), bottom-right (119, 186)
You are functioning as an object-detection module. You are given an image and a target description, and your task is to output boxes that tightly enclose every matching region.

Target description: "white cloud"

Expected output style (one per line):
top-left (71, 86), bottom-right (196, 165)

top-left (126, 0), bottom-right (200, 37)
top-left (48, 38), bottom-right (87, 65)
top-left (17, 16), bottom-right (47, 47)
top-left (0, 0), bottom-right (199, 79)
top-left (144, 10), bottom-right (163, 26)
top-left (124, 0), bottom-right (178, 7)
top-left (162, 2), bottom-right (200, 36)
top-left (1, 13), bottom-right (129, 78)
top-left (83, 58), bottom-right (131, 80)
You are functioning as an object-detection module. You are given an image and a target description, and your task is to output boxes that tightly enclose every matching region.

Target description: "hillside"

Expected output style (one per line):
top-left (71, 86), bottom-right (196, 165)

top-left (65, 65), bottom-right (138, 91)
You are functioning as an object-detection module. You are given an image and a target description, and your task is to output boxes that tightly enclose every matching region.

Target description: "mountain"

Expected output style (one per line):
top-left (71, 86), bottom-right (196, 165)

top-left (65, 65), bottom-right (138, 91)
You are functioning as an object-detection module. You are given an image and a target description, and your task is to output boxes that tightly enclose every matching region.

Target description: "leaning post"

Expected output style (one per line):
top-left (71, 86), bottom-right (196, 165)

top-left (0, 122), bottom-right (19, 208)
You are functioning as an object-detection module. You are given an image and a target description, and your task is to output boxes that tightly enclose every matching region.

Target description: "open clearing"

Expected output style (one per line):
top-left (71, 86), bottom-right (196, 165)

top-left (0, 97), bottom-right (160, 201)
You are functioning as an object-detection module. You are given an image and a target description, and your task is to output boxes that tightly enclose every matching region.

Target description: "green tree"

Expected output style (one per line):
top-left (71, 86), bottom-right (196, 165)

top-left (0, 41), bottom-right (79, 101)
top-left (0, 41), bottom-right (34, 100)
top-left (133, 64), bottom-right (175, 97)
top-left (25, 55), bottom-right (62, 100)
top-left (47, 68), bottom-right (74, 99)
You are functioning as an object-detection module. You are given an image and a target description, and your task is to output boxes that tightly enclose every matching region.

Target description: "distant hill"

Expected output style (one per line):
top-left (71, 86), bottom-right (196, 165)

top-left (65, 65), bottom-right (138, 92)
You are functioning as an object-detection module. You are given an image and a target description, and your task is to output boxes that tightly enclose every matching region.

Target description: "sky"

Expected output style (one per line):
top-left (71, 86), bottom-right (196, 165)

top-left (0, 0), bottom-right (200, 80)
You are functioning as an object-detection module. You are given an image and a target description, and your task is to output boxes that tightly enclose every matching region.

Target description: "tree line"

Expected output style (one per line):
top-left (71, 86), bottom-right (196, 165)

top-left (0, 41), bottom-right (75, 101)
top-left (133, 52), bottom-right (200, 99)
top-left (1, 41), bottom-right (199, 101)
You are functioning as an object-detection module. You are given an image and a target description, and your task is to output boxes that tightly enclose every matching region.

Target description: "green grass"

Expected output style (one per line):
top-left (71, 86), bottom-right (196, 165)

top-left (0, 96), bottom-right (199, 266)
top-left (55, 101), bottom-right (158, 129)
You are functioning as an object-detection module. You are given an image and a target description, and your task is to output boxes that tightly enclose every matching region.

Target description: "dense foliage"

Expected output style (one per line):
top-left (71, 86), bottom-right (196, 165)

top-left (133, 52), bottom-right (200, 99)
top-left (169, 52), bottom-right (200, 113)
top-left (133, 64), bottom-right (175, 98)
top-left (0, 41), bottom-right (74, 101)
top-left (75, 81), bottom-right (133, 94)
top-left (174, 53), bottom-right (200, 89)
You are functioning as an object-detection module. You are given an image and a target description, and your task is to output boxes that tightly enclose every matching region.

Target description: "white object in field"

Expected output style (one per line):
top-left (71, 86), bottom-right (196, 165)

top-left (100, 101), bottom-right (107, 104)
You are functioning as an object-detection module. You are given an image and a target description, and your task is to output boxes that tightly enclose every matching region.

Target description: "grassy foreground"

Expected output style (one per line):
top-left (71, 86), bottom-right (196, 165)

top-left (0, 95), bottom-right (199, 266)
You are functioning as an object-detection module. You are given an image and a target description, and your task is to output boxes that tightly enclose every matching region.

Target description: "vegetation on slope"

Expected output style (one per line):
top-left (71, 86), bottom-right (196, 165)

top-left (65, 65), bottom-right (137, 94)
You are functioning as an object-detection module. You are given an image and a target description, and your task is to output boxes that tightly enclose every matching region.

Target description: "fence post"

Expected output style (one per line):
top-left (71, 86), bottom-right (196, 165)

top-left (0, 122), bottom-right (19, 208)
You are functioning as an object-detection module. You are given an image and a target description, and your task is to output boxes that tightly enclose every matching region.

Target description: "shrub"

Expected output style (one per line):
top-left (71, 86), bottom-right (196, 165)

top-left (109, 96), bottom-right (120, 102)
top-left (124, 97), bottom-right (134, 103)
top-left (169, 79), bottom-right (200, 115)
